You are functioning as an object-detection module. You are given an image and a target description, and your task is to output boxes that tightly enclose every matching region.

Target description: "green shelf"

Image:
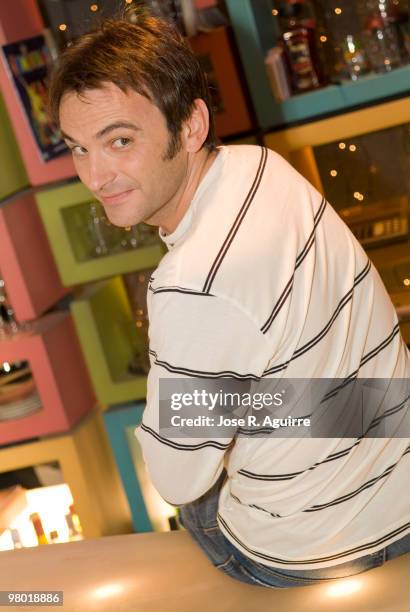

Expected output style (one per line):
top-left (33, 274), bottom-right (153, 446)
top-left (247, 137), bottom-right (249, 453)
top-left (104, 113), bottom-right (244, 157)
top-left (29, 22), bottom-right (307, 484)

top-left (225, 0), bottom-right (410, 129)
top-left (71, 276), bottom-right (148, 406)
top-left (0, 91), bottom-right (28, 201)
top-left (36, 180), bottom-right (164, 286)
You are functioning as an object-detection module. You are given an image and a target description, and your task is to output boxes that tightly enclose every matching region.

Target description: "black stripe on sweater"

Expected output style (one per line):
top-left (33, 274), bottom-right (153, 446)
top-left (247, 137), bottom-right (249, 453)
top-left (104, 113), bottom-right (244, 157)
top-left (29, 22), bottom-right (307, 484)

top-left (202, 146), bottom-right (268, 294)
top-left (148, 283), bottom-right (215, 297)
top-left (217, 512), bottom-right (410, 566)
top-left (139, 422), bottom-right (230, 451)
top-left (303, 444), bottom-right (410, 513)
top-left (238, 440), bottom-right (363, 482)
top-left (263, 259), bottom-right (371, 375)
top-left (261, 196), bottom-right (327, 335)
top-left (238, 394), bottom-right (409, 481)
top-left (322, 323), bottom-right (400, 403)
top-left (148, 349), bottom-right (261, 381)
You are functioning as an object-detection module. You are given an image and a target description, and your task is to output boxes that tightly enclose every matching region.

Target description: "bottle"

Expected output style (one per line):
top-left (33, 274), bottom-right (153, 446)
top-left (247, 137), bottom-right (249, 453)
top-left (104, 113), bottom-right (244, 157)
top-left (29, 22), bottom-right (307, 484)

top-left (30, 512), bottom-right (48, 545)
top-left (275, 0), bottom-right (326, 94)
top-left (339, 33), bottom-right (370, 80)
top-left (87, 202), bottom-right (109, 257)
top-left (65, 504), bottom-right (83, 541)
top-left (10, 528), bottom-right (23, 549)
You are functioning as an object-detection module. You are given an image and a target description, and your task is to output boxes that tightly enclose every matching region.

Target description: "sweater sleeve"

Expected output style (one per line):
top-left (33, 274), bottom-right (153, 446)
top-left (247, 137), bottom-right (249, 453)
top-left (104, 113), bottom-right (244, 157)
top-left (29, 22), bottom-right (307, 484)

top-left (134, 290), bottom-right (273, 505)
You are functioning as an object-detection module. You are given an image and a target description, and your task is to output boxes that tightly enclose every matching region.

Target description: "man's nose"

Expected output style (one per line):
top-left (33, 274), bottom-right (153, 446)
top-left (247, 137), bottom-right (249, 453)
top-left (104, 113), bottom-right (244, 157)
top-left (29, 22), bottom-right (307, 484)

top-left (85, 152), bottom-right (116, 193)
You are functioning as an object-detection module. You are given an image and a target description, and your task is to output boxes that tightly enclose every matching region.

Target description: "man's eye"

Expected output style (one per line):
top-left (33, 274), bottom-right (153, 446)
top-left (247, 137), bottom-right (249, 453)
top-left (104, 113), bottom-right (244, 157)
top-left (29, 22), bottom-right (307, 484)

top-left (112, 137), bottom-right (132, 149)
top-left (71, 145), bottom-right (87, 157)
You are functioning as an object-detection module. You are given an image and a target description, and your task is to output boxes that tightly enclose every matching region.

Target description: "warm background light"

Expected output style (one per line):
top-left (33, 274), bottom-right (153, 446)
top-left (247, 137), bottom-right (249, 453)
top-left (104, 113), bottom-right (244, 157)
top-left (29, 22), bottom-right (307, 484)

top-left (0, 484), bottom-right (77, 551)
top-left (93, 583), bottom-right (125, 600)
top-left (327, 578), bottom-right (362, 597)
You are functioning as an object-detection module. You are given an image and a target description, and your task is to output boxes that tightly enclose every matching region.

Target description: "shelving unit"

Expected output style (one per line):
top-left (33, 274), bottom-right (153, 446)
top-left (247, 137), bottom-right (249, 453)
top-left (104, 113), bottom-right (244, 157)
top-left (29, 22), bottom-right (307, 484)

top-left (0, 5), bottom-right (163, 544)
top-left (225, 0), bottom-right (410, 129)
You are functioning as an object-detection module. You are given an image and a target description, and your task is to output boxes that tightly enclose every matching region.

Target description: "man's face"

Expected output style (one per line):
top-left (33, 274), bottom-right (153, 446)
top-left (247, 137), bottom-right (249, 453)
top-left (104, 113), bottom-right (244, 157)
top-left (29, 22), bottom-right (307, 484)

top-left (59, 82), bottom-right (188, 228)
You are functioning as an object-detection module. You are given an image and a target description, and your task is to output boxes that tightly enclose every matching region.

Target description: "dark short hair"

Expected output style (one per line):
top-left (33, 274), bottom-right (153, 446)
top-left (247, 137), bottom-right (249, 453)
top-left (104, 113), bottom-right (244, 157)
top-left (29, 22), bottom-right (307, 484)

top-left (48, 14), bottom-right (216, 157)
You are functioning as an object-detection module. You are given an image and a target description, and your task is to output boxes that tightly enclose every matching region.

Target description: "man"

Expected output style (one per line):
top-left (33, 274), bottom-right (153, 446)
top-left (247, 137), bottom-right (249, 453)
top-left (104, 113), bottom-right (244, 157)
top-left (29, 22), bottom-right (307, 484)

top-left (49, 15), bottom-right (410, 588)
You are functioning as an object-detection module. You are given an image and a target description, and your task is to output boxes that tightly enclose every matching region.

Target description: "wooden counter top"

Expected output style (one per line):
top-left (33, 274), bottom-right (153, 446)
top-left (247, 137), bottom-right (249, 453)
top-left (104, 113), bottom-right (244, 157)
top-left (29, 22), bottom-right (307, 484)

top-left (0, 530), bottom-right (408, 611)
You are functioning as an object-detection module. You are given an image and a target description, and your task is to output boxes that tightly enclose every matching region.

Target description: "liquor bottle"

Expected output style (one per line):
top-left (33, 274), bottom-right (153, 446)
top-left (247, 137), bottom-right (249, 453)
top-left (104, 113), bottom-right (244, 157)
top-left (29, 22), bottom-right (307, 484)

top-left (65, 504), bottom-right (83, 541)
top-left (30, 512), bottom-right (48, 545)
top-left (275, 0), bottom-right (326, 94)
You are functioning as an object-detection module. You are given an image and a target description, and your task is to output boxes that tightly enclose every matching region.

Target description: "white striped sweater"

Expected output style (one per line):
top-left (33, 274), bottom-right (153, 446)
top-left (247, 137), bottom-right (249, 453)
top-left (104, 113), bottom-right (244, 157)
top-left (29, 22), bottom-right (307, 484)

top-left (135, 144), bottom-right (410, 569)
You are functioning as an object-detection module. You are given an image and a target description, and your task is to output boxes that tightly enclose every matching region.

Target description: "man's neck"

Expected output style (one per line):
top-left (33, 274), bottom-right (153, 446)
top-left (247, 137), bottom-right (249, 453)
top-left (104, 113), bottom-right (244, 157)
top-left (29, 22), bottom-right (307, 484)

top-left (159, 147), bottom-right (218, 236)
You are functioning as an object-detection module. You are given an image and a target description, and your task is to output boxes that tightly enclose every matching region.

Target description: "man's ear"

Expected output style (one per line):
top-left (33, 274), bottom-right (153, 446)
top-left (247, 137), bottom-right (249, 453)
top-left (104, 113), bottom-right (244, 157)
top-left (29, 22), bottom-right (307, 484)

top-left (182, 98), bottom-right (210, 153)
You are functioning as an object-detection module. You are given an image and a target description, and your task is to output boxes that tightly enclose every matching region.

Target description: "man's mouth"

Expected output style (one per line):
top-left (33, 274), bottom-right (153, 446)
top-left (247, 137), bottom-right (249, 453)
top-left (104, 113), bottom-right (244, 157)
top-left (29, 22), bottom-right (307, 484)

top-left (100, 189), bottom-right (134, 205)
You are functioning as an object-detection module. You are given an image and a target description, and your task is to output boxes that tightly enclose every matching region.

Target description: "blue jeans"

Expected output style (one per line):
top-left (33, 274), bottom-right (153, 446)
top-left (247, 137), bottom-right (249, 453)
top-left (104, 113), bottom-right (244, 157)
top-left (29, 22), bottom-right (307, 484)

top-left (178, 471), bottom-right (410, 588)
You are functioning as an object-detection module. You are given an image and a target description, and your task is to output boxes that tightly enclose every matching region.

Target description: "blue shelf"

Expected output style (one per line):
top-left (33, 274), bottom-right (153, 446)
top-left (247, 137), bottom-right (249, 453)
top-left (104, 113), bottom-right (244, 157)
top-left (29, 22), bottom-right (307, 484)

top-left (339, 66), bottom-right (410, 106)
top-left (274, 85), bottom-right (345, 125)
top-left (226, 0), bottom-right (410, 129)
top-left (103, 402), bottom-right (153, 533)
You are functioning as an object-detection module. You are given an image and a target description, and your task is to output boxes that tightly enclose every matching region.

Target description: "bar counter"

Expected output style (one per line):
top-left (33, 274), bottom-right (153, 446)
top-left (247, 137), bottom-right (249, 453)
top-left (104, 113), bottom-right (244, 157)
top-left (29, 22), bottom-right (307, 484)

top-left (0, 530), bottom-right (408, 611)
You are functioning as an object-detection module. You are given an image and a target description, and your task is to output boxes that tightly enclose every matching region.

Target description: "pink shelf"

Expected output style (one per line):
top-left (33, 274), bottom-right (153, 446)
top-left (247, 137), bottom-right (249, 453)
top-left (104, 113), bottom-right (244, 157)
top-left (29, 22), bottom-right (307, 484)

top-left (0, 0), bottom-right (75, 186)
top-left (0, 189), bottom-right (68, 321)
top-left (0, 0), bottom-right (42, 45)
top-left (0, 312), bottom-right (96, 445)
